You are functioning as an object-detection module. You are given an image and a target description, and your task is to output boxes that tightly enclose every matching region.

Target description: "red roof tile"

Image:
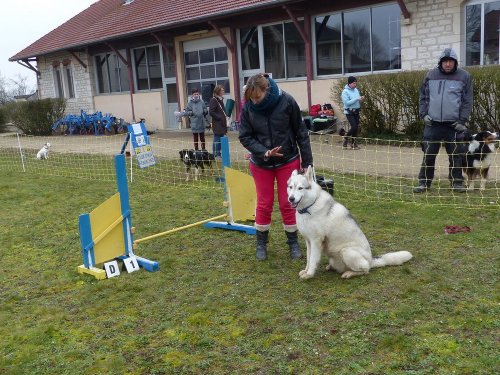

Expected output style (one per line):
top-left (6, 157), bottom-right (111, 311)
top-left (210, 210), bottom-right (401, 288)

top-left (10, 0), bottom-right (293, 61)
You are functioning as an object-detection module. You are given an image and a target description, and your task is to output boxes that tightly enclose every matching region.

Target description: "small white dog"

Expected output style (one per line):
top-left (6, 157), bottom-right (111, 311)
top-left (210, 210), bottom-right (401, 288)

top-left (36, 143), bottom-right (51, 160)
top-left (287, 167), bottom-right (412, 279)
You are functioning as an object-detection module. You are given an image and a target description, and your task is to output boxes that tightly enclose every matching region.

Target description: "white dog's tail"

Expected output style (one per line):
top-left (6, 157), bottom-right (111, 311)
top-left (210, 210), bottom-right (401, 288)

top-left (371, 251), bottom-right (412, 268)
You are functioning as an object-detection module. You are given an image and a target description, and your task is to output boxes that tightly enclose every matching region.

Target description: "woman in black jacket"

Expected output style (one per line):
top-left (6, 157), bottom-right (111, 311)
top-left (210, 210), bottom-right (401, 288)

top-left (239, 73), bottom-right (313, 260)
top-left (208, 85), bottom-right (228, 158)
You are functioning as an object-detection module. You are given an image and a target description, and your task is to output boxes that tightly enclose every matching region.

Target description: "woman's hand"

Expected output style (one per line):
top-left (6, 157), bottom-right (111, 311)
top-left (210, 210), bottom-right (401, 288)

top-left (265, 146), bottom-right (283, 158)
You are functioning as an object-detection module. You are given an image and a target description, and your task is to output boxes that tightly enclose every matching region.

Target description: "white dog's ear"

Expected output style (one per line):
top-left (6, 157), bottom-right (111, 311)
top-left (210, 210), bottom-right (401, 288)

top-left (291, 169), bottom-right (298, 177)
top-left (305, 165), bottom-right (313, 182)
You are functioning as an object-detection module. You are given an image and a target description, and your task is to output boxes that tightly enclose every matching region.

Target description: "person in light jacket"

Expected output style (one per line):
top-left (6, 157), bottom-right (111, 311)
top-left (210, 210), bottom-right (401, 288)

top-left (185, 88), bottom-right (208, 150)
top-left (341, 76), bottom-right (364, 150)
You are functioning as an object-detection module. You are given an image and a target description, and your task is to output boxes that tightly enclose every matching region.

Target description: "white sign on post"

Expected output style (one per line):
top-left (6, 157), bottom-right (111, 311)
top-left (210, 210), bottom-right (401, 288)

top-left (128, 122), bottom-right (156, 169)
top-left (104, 260), bottom-right (121, 278)
top-left (123, 256), bottom-right (140, 273)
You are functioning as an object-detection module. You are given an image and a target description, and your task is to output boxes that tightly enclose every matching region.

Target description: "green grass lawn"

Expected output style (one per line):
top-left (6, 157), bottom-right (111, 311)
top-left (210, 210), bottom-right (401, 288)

top-left (0, 170), bottom-right (498, 374)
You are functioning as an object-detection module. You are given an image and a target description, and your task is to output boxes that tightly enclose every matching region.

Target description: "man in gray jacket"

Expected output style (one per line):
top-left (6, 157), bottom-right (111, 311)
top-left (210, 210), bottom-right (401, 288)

top-left (414, 48), bottom-right (473, 193)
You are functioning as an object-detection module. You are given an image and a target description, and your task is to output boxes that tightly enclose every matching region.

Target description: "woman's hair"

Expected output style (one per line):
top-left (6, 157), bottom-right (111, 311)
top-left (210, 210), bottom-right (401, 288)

top-left (213, 85), bottom-right (225, 96)
top-left (244, 73), bottom-right (270, 101)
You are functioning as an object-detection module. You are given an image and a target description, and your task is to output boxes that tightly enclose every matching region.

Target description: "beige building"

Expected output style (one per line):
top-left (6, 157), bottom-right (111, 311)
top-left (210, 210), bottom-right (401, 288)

top-left (10, 0), bottom-right (500, 131)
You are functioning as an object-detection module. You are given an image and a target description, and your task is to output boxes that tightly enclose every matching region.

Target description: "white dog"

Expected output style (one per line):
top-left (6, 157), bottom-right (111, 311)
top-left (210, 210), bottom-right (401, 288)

top-left (36, 143), bottom-right (51, 160)
top-left (287, 167), bottom-right (412, 279)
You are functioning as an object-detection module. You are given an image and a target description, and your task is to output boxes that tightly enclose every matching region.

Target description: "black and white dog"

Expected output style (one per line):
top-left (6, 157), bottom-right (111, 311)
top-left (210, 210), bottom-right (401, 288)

top-left (179, 149), bottom-right (215, 181)
top-left (462, 131), bottom-right (498, 191)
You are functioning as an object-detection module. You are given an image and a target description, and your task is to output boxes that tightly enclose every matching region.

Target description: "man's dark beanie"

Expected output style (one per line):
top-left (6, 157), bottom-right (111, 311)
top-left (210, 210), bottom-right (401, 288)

top-left (348, 76), bottom-right (357, 84)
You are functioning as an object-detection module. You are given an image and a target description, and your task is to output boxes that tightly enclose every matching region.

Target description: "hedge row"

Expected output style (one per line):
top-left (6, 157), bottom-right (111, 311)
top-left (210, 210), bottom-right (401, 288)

top-left (330, 66), bottom-right (500, 139)
top-left (4, 98), bottom-right (66, 136)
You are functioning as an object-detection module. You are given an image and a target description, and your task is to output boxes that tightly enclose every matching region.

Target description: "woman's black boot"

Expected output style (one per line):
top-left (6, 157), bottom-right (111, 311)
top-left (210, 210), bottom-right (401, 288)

top-left (256, 230), bottom-right (269, 260)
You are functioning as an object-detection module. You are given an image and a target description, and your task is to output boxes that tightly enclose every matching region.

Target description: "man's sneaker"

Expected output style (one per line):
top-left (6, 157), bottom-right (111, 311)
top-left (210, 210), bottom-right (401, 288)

top-left (452, 183), bottom-right (466, 193)
top-left (413, 184), bottom-right (428, 193)
top-left (351, 145), bottom-right (360, 150)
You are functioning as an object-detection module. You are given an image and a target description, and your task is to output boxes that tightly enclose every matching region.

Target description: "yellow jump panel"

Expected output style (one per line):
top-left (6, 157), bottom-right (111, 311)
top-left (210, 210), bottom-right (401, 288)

top-left (225, 167), bottom-right (256, 222)
top-left (89, 193), bottom-right (126, 264)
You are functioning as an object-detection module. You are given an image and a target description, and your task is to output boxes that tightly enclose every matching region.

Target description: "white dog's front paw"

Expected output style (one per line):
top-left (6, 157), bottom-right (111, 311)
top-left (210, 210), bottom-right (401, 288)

top-left (341, 271), bottom-right (364, 279)
top-left (299, 271), bottom-right (314, 280)
top-left (299, 269), bottom-right (307, 277)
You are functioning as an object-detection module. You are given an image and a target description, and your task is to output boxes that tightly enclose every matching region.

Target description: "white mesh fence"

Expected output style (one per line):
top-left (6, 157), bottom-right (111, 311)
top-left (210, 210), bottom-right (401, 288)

top-left (0, 131), bottom-right (498, 208)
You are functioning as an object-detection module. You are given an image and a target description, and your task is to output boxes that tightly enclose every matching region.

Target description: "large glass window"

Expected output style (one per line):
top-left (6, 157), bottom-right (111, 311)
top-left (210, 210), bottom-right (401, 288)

top-left (239, 21), bottom-right (306, 80)
top-left (284, 22), bottom-right (306, 78)
top-left (315, 14), bottom-right (342, 75)
top-left (263, 24), bottom-right (285, 79)
top-left (94, 51), bottom-right (130, 94)
top-left (53, 67), bottom-right (63, 98)
top-left (184, 47), bottom-right (229, 97)
top-left (65, 66), bottom-right (75, 98)
top-left (372, 4), bottom-right (401, 71)
top-left (162, 45), bottom-right (176, 78)
top-left (134, 46), bottom-right (163, 91)
top-left (240, 27), bottom-right (260, 70)
top-left (53, 62), bottom-right (75, 99)
top-left (466, 1), bottom-right (500, 66)
top-left (343, 9), bottom-right (371, 73)
top-left (314, 3), bottom-right (401, 76)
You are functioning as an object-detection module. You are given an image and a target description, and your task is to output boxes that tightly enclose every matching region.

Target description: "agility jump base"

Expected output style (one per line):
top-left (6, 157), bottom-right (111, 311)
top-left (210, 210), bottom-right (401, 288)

top-left (77, 154), bottom-right (159, 280)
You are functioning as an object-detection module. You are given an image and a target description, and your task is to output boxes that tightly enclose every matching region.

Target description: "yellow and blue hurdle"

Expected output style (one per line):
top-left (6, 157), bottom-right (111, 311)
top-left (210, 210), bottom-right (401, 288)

top-left (204, 136), bottom-right (256, 235)
top-left (77, 154), bottom-right (159, 279)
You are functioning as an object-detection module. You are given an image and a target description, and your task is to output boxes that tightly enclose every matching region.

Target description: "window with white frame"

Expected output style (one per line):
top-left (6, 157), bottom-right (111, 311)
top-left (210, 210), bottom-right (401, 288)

top-left (314, 3), bottom-right (401, 76)
top-left (94, 51), bottom-right (130, 94)
top-left (465, 1), bottom-right (500, 66)
top-left (53, 61), bottom-right (76, 99)
top-left (184, 46), bottom-right (229, 97)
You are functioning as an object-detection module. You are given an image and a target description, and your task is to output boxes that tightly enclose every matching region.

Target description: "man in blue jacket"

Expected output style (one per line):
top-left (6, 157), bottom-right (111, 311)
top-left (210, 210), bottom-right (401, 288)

top-left (414, 48), bottom-right (473, 193)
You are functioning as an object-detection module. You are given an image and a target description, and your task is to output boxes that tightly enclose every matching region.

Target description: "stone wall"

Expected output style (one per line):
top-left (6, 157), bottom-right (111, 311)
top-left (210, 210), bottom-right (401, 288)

top-left (401, 0), bottom-right (463, 71)
top-left (37, 52), bottom-right (94, 115)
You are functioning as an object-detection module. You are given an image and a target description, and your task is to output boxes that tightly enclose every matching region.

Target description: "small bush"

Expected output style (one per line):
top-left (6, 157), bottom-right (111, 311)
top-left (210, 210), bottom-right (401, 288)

top-left (467, 66), bottom-right (500, 133)
top-left (9, 98), bottom-right (65, 136)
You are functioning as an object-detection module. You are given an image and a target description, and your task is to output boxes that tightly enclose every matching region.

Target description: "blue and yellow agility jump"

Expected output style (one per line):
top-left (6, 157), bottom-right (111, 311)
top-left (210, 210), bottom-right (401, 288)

top-left (78, 135), bottom-right (256, 280)
top-left (77, 154), bottom-right (159, 279)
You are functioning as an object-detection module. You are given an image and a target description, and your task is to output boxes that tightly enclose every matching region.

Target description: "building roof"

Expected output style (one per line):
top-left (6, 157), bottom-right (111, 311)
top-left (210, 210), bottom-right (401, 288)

top-left (10, 0), bottom-right (295, 61)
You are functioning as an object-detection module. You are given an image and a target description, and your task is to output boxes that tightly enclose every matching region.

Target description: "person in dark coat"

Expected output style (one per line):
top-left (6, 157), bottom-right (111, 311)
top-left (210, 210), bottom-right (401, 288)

top-left (208, 85), bottom-right (228, 158)
top-left (414, 48), bottom-right (473, 193)
top-left (239, 73), bottom-right (313, 261)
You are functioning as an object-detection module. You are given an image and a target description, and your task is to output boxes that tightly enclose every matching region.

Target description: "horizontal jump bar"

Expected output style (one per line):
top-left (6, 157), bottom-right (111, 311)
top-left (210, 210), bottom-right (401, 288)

top-left (134, 214), bottom-right (228, 245)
